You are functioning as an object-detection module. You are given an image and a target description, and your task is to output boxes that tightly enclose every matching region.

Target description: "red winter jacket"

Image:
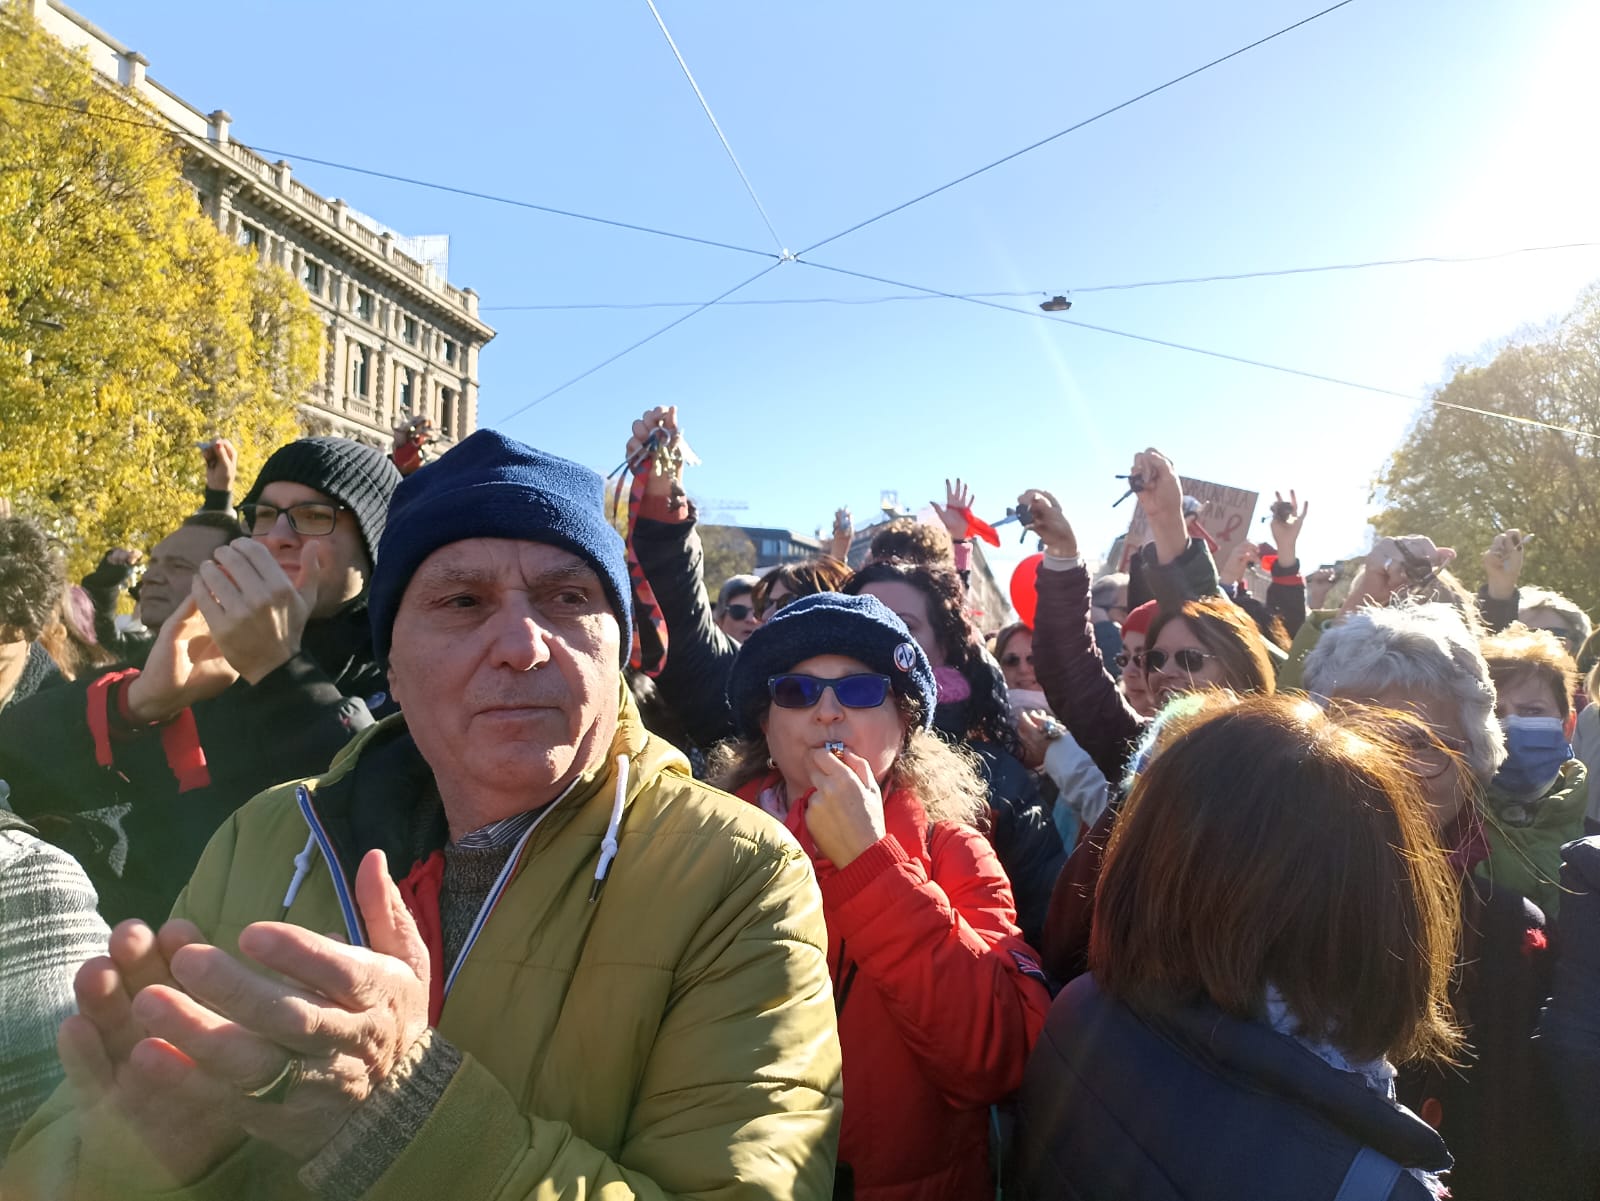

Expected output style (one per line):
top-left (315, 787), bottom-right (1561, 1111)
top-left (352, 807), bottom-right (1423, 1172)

top-left (738, 775), bottom-right (1051, 1201)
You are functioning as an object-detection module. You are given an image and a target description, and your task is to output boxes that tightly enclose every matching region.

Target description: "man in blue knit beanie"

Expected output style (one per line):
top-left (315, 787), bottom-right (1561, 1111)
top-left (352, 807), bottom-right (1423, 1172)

top-left (5, 428), bottom-right (843, 1201)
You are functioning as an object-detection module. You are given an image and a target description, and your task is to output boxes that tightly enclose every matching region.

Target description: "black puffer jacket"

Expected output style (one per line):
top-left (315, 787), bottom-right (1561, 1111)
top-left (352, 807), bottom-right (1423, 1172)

top-left (0, 599), bottom-right (393, 925)
top-left (936, 688), bottom-right (1064, 951)
top-left (629, 514), bottom-right (739, 753)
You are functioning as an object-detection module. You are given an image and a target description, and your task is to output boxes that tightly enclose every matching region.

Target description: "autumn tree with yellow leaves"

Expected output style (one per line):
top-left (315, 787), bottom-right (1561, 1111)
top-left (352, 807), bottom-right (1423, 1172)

top-left (0, 9), bottom-right (320, 577)
top-left (1373, 284), bottom-right (1600, 617)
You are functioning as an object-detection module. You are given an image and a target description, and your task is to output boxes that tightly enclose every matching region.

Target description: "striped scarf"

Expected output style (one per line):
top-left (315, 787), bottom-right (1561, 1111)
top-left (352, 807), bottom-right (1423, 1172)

top-left (615, 465), bottom-right (669, 677)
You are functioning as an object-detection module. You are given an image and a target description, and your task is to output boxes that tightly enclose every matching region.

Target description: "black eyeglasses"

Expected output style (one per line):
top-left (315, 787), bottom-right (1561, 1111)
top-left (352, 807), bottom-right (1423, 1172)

top-left (768, 673), bottom-right (891, 710)
top-left (238, 501), bottom-right (349, 537)
top-left (1140, 648), bottom-right (1217, 674)
top-left (723, 603), bottom-right (755, 622)
top-left (1001, 652), bottom-right (1033, 669)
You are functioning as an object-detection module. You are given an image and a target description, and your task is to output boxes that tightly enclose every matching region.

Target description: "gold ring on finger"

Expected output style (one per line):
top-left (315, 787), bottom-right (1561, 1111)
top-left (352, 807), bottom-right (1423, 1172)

top-left (241, 1053), bottom-right (304, 1105)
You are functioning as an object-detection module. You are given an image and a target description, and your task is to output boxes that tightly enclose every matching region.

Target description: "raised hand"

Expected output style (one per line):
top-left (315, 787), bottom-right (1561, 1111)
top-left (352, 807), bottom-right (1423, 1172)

top-left (626, 406), bottom-right (686, 503)
top-left (1270, 490), bottom-right (1308, 568)
top-left (202, 438), bottom-right (238, 495)
top-left (123, 595), bottom-right (242, 723)
top-left (192, 538), bottom-right (323, 685)
top-left (1343, 534), bottom-right (1455, 612)
top-left (1131, 448), bottom-right (1187, 565)
top-left (1219, 541), bottom-right (1259, 587)
top-left (1018, 489), bottom-right (1078, 559)
top-left (827, 507), bottom-right (853, 562)
top-left (1307, 566), bottom-right (1339, 610)
top-left (931, 478), bottom-right (975, 539)
top-left (1482, 529), bottom-right (1529, 601)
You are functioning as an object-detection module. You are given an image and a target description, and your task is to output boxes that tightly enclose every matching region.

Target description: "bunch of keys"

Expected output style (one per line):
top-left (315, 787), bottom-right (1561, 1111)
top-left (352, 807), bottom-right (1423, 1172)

top-left (609, 425), bottom-right (700, 480)
top-left (1112, 473), bottom-right (1146, 508)
top-left (991, 503), bottom-right (1035, 543)
top-left (824, 740), bottom-right (846, 757)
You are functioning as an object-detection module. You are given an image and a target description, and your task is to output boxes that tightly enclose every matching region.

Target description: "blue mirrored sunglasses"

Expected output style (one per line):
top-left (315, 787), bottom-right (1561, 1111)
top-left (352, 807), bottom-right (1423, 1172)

top-left (768, 673), bottom-right (892, 710)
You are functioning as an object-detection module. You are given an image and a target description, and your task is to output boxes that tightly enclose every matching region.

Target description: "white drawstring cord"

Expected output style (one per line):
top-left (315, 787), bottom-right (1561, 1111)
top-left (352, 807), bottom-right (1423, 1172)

top-left (282, 830), bottom-right (319, 909)
top-left (589, 753), bottom-right (629, 902)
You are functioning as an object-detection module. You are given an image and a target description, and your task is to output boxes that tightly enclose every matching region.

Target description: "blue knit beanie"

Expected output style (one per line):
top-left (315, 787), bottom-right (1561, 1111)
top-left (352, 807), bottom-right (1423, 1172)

top-left (726, 592), bottom-right (936, 738)
top-left (368, 429), bottom-right (632, 665)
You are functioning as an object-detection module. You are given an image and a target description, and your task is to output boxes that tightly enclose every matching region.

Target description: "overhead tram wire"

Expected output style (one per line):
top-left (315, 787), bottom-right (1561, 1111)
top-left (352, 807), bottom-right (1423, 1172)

top-left (492, 261), bottom-right (785, 424)
top-left (480, 240), bottom-right (1600, 311)
top-left (643, 0), bottom-right (788, 255)
top-left (797, 0), bottom-right (1360, 258)
top-left (792, 258), bottom-right (1600, 442)
top-left (484, 290), bottom-right (1043, 311)
top-left (0, 92), bottom-right (779, 263)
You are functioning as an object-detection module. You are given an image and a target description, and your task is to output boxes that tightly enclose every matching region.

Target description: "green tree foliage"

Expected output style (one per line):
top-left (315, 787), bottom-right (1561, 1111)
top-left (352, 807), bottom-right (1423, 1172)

top-left (0, 10), bottom-right (317, 577)
top-left (698, 525), bottom-right (756, 594)
top-left (1373, 285), bottom-right (1600, 616)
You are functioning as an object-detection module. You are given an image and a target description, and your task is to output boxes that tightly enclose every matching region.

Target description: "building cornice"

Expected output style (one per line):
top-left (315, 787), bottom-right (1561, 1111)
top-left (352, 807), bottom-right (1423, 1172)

top-left (26, 0), bottom-right (495, 344)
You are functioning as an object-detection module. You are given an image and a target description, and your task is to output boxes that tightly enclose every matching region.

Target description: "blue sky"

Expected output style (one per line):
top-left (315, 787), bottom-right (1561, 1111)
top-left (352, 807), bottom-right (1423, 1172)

top-left (84, 0), bottom-right (1600, 586)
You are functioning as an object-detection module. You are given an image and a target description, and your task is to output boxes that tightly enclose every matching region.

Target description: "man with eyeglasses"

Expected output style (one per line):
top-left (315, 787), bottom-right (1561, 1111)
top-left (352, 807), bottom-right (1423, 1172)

top-left (0, 437), bottom-right (401, 927)
top-left (3, 429), bottom-right (841, 1201)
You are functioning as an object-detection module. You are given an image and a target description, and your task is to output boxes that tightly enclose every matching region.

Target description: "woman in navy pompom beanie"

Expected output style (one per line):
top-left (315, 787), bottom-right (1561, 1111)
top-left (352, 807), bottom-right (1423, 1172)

top-left (711, 589), bottom-right (1050, 1201)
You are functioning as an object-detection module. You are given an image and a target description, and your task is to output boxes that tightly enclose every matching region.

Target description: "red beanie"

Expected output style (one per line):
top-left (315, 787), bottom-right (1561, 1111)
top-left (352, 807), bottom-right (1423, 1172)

top-left (1122, 600), bottom-right (1157, 638)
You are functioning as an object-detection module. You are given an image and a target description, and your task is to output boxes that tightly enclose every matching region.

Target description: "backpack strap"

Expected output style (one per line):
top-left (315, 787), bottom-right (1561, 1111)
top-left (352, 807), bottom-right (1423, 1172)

top-left (1333, 1148), bottom-right (1403, 1201)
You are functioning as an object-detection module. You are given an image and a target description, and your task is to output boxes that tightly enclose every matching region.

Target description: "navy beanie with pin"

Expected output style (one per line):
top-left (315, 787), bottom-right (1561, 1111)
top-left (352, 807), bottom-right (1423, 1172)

top-left (368, 429), bottom-right (632, 666)
top-left (726, 592), bottom-right (936, 738)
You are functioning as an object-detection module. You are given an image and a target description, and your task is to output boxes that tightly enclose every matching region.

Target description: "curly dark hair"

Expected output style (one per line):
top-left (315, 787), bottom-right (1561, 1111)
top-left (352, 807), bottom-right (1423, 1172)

top-left (0, 516), bottom-right (67, 643)
top-left (844, 559), bottom-right (1018, 752)
top-left (867, 518), bottom-right (953, 568)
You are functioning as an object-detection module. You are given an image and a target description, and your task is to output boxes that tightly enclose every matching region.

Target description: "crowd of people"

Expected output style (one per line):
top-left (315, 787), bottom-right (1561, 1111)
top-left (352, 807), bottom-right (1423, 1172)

top-left (0, 406), bottom-right (1597, 1201)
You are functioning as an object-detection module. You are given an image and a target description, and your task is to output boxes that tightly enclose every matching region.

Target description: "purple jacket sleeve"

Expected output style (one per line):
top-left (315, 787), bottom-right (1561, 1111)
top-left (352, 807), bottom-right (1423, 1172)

top-left (1032, 561), bottom-right (1143, 788)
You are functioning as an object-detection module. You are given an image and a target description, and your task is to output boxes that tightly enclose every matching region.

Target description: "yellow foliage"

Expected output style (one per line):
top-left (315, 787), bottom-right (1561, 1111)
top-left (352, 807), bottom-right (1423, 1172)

top-left (1372, 284), bottom-right (1600, 617)
top-left (0, 9), bottom-right (319, 577)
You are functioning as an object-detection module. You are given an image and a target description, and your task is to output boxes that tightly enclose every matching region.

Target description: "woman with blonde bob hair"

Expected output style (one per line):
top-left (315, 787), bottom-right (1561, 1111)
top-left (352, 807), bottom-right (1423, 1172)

top-left (713, 591), bottom-right (1050, 1201)
top-left (1015, 695), bottom-right (1461, 1200)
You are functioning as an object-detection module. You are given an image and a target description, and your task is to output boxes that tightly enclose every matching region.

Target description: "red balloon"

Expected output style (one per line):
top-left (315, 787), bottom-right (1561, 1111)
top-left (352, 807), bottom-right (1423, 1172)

top-left (1009, 553), bottom-right (1045, 628)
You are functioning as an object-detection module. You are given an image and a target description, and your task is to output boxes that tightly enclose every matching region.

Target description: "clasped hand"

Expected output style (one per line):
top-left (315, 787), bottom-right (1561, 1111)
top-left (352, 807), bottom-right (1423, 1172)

top-left (125, 539), bottom-right (324, 721)
top-left (59, 851), bottom-right (431, 1186)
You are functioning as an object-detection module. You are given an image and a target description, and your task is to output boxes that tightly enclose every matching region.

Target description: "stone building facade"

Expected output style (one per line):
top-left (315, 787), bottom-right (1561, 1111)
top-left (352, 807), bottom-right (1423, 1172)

top-left (23, 0), bottom-right (495, 450)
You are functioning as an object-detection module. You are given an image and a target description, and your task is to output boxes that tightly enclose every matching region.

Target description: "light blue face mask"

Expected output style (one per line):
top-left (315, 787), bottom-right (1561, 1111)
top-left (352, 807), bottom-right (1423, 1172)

top-left (1493, 715), bottom-right (1571, 796)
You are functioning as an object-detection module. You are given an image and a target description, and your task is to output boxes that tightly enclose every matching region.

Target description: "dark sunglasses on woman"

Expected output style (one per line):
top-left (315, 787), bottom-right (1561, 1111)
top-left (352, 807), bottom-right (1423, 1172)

top-left (723, 603), bottom-right (755, 622)
top-left (1138, 648), bottom-right (1217, 674)
top-left (768, 673), bottom-right (892, 710)
top-left (755, 593), bottom-right (800, 622)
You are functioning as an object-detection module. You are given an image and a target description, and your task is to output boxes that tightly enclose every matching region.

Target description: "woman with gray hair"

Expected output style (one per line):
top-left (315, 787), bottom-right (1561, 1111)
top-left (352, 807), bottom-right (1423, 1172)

top-left (1303, 601), bottom-right (1552, 1201)
top-left (1304, 602), bottom-right (1504, 802)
